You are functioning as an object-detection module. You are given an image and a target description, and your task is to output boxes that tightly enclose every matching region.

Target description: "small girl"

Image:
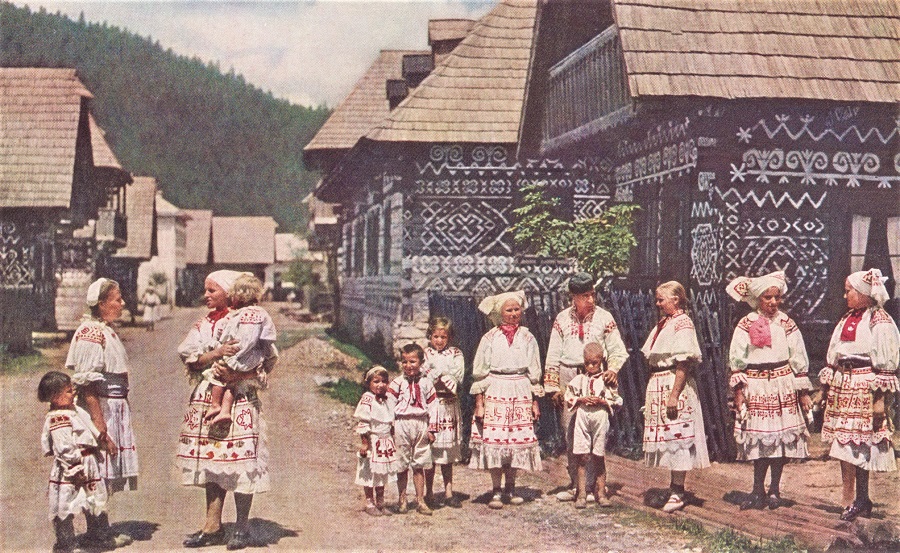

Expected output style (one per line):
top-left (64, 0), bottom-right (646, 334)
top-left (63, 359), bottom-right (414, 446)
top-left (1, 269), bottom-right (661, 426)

top-left (204, 273), bottom-right (278, 425)
top-left (563, 343), bottom-right (623, 509)
top-left (422, 317), bottom-right (465, 508)
top-left (39, 371), bottom-right (109, 553)
top-left (354, 366), bottom-right (401, 516)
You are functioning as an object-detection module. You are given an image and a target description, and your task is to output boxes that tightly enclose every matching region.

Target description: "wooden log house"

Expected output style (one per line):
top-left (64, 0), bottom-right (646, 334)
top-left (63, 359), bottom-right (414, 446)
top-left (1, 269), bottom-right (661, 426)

top-left (107, 176), bottom-right (158, 319)
top-left (519, 0), bottom-right (900, 459)
top-left (0, 68), bottom-right (130, 348)
top-left (305, 2), bottom-right (614, 354)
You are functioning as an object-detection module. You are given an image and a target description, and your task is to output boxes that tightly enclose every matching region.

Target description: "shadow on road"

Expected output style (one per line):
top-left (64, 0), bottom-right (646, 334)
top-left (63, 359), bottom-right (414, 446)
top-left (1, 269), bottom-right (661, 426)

top-left (109, 520), bottom-right (160, 541)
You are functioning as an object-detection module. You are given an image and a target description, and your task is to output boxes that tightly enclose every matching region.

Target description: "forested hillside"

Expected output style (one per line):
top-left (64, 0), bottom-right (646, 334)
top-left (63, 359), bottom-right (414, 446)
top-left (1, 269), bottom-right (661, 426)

top-left (0, 2), bottom-right (331, 231)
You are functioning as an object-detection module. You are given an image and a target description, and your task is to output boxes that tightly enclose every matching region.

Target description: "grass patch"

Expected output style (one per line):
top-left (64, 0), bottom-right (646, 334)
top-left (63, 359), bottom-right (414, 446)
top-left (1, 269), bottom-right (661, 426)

top-left (705, 529), bottom-right (803, 553)
top-left (0, 348), bottom-right (49, 375)
top-left (322, 335), bottom-right (373, 367)
top-left (275, 327), bottom-right (326, 350)
top-left (319, 377), bottom-right (363, 406)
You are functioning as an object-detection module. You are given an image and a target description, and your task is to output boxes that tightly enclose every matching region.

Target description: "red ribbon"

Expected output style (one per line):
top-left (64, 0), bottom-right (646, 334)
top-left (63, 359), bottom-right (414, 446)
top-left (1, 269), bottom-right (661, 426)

top-left (406, 375), bottom-right (423, 408)
top-left (650, 317), bottom-right (668, 349)
top-left (840, 309), bottom-right (865, 342)
top-left (499, 323), bottom-right (518, 346)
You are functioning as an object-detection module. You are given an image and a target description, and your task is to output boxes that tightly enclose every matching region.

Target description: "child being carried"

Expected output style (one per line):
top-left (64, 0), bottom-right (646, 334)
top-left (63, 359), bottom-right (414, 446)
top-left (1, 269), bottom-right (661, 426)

top-left (204, 273), bottom-right (278, 425)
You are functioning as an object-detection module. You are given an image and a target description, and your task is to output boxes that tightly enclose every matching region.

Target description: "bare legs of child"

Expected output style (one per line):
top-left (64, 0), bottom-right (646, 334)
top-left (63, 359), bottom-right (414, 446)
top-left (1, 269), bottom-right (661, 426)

top-left (487, 466), bottom-right (522, 509)
top-left (203, 385), bottom-right (235, 425)
top-left (574, 455), bottom-right (611, 509)
top-left (424, 464), bottom-right (457, 508)
top-left (363, 486), bottom-right (390, 516)
top-left (397, 468), bottom-right (431, 515)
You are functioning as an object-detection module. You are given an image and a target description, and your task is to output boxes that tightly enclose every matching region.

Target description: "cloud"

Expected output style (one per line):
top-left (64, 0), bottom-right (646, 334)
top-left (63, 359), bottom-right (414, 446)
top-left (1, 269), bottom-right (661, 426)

top-left (14, 1), bottom-right (492, 107)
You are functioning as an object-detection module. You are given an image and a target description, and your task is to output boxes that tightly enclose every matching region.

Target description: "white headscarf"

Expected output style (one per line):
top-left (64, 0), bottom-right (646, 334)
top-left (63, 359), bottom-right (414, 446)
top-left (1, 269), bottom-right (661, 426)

top-left (86, 277), bottom-right (109, 306)
top-left (478, 290), bottom-right (527, 325)
top-left (725, 271), bottom-right (787, 308)
top-left (206, 270), bottom-right (246, 294)
top-left (848, 268), bottom-right (890, 307)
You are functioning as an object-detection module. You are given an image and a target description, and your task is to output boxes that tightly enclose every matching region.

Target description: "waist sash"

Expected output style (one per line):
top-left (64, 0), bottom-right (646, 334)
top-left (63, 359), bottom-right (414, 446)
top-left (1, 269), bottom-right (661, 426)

top-left (98, 372), bottom-right (129, 399)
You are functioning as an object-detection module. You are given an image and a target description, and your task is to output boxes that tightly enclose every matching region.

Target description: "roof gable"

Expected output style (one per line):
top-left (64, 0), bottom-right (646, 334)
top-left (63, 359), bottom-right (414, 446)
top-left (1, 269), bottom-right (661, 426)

top-left (89, 114), bottom-right (122, 169)
top-left (113, 176), bottom-right (156, 259)
top-left (613, 0), bottom-right (900, 102)
top-left (0, 67), bottom-right (93, 208)
top-left (212, 216), bottom-right (277, 265)
top-left (367, 0), bottom-right (538, 144)
top-left (304, 50), bottom-right (428, 156)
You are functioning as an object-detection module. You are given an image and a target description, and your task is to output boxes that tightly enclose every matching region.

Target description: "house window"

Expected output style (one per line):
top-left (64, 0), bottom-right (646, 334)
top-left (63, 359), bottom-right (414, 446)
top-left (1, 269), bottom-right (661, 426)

top-left (382, 200), bottom-right (392, 275)
top-left (353, 219), bottom-right (364, 277)
top-left (366, 207), bottom-right (380, 277)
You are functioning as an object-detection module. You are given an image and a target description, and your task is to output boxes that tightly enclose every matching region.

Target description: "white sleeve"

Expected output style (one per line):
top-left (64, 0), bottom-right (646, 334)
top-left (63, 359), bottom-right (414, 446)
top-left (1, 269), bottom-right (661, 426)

top-left (785, 319), bottom-right (812, 391)
top-left (470, 333), bottom-right (492, 395)
top-left (65, 329), bottom-right (106, 386)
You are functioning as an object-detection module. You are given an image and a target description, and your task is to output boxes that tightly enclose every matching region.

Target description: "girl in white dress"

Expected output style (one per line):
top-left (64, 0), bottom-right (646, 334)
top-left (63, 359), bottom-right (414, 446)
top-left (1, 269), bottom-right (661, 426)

top-left (65, 278), bottom-right (135, 548)
top-left (354, 366), bottom-right (401, 516)
top-left (726, 271), bottom-right (812, 510)
top-left (640, 281), bottom-right (710, 513)
top-left (39, 371), bottom-right (108, 553)
top-left (470, 291), bottom-right (543, 510)
top-left (819, 268), bottom-right (899, 521)
top-left (422, 317), bottom-right (465, 508)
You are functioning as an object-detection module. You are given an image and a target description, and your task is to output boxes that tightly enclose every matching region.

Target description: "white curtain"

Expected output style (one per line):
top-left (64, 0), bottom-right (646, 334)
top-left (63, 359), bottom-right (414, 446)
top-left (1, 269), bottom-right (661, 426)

top-left (887, 216), bottom-right (900, 297)
top-left (850, 214), bottom-right (870, 273)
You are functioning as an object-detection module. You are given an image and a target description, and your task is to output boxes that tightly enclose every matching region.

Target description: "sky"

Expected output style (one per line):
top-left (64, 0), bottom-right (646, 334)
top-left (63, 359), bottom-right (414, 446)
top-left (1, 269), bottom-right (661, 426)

top-left (13, 1), bottom-right (493, 107)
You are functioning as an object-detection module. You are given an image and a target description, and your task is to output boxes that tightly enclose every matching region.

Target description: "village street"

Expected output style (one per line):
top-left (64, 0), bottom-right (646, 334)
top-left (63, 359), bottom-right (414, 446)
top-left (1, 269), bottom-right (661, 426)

top-left (1, 305), bottom-right (705, 553)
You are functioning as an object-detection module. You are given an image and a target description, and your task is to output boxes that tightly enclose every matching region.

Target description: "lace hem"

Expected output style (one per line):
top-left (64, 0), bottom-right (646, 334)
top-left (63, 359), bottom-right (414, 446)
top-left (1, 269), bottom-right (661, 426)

top-left (467, 444), bottom-right (542, 471)
top-left (734, 425), bottom-right (809, 447)
top-left (642, 438), bottom-right (698, 454)
top-left (871, 374), bottom-right (899, 393)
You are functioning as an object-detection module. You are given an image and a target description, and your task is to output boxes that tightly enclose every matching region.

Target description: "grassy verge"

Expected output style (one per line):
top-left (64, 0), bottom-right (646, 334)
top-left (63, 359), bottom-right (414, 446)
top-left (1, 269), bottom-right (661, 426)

top-left (0, 348), bottom-right (50, 375)
top-left (616, 508), bottom-right (805, 553)
top-left (275, 327), bottom-right (327, 351)
top-left (320, 378), bottom-right (364, 406)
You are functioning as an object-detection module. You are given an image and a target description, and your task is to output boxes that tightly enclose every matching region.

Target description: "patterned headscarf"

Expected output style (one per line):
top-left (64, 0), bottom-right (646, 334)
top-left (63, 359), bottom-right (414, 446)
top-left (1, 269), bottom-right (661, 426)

top-left (726, 271), bottom-right (787, 309)
top-left (848, 268), bottom-right (890, 307)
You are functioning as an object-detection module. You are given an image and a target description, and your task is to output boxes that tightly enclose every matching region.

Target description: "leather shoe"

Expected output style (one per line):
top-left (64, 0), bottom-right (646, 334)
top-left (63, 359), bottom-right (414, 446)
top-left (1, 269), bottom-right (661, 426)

top-left (740, 493), bottom-right (766, 511)
top-left (227, 530), bottom-right (253, 551)
top-left (840, 499), bottom-right (873, 522)
top-left (183, 528), bottom-right (227, 548)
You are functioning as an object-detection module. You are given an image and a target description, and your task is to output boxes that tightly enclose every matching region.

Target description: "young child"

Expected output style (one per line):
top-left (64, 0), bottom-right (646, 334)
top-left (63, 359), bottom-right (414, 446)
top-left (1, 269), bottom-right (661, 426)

top-left (563, 342), bottom-right (623, 509)
top-left (388, 343), bottom-right (438, 515)
top-left (203, 273), bottom-right (278, 425)
top-left (421, 317), bottom-right (465, 508)
top-left (39, 371), bottom-right (109, 553)
top-left (354, 366), bottom-right (401, 516)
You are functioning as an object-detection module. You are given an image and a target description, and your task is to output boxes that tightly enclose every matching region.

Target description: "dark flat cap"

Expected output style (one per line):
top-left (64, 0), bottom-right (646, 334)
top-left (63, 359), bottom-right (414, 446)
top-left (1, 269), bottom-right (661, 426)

top-left (568, 272), bottom-right (595, 294)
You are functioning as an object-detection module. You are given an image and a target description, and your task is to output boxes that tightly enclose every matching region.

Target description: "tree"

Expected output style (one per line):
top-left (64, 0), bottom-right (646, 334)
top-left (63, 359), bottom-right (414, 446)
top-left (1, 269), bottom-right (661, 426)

top-left (511, 181), bottom-right (639, 277)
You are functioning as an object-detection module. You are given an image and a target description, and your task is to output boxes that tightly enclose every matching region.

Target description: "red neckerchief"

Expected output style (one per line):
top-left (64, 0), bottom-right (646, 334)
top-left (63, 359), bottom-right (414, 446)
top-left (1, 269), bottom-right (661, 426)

top-left (374, 393), bottom-right (387, 403)
top-left (207, 307), bottom-right (229, 325)
top-left (749, 313), bottom-right (772, 348)
top-left (499, 323), bottom-right (518, 346)
top-left (587, 372), bottom-right (602, 396)
top-left (406, 375), bottom-right (423, 408)
top-left (650, 317), bottom-right (668, 349)
top-left (840, 309), bottom-right (866, 341)
top-left (573, 309), bottom-right (593, 341)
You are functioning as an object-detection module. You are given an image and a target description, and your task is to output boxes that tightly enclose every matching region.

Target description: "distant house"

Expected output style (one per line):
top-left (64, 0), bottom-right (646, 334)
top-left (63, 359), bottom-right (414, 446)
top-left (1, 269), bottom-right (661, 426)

top-left (305, 3), bottom-right (610, 353)
top-left (108, 177), bottom-right (158, 318)
top-left (210, 216), bottom-right (277, 279)
top-left (0, 68), bottom-right (130, 347)
top-left (181, 209), bottom-right (214, 305)
top-left (138, 192), bottom-right (187, 308)
top-left (265, 233), bottom-right (327, 302)
top-left (519, 0), bottom-right (900, 459)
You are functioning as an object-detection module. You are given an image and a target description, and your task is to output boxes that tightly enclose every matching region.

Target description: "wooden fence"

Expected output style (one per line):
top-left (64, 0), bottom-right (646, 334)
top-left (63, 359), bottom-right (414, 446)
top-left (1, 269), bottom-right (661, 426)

top-left (429, 284), bottom-right (736, 463)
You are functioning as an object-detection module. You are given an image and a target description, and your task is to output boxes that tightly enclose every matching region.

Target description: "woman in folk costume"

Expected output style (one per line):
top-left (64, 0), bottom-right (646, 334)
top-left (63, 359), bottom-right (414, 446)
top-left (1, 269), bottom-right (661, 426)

top-left (726, 271), bottom-right (813, 510)
top-left (65, 278), bottom-right (136, 548)
top-left (469, 291), bottom-right (543, 510)
top-left (177, 270), bottom-right (270, 550)
top-left (819, 268), bottom-right (899, 521)
top-left (640, 281), bottom-right (710, 513)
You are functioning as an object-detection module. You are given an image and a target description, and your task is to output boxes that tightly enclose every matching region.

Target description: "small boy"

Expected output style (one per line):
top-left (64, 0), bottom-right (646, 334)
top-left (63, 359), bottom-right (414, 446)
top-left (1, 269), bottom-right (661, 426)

top-left (39, 371), bottom-right (110, 553)
top-left (388, 343), bottom-right (438, 515)
top-left (563, 342), bottom-right (623, 508)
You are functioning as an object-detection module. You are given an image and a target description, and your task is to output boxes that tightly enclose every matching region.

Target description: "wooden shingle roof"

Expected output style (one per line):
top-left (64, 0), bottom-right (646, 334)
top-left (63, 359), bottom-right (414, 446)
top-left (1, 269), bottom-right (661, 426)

top-left (304, 50), bottom-right (429, 155)
top-left (275, 233), bottom-right (306, 263)
top-left (114, 177), bottom-right (156, 260)
top-left (89, 114), bottom-right (122, 169)
top-left (0, 67), bottom-right (92, 208)
top-left (429, 19), bottom-right (477, 44)
top-left (613, 0), bottom-right (900, 102)
top-left (367, 0), bottom-right (538, 144)
top-left (184, 209), bottom-right (213, 265)
top-left (212, 216), bottom-right (277, 265)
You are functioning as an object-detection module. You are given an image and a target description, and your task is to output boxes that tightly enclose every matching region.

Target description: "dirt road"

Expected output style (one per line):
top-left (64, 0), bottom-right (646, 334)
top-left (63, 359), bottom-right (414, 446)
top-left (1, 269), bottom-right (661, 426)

top-left (2, 305), bottom-right (705, 552)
